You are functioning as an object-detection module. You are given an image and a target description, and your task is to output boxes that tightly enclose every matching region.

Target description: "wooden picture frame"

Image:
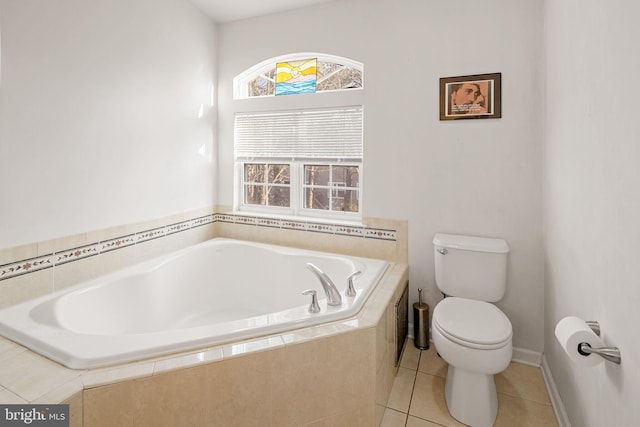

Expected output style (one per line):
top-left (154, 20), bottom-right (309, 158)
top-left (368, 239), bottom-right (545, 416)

top-left (440, 73), bottom-right (501, 120)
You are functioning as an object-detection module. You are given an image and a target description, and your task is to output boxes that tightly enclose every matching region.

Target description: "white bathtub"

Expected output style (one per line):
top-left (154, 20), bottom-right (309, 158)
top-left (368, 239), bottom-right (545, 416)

top-left (0, 238), bottom-right (388, 369)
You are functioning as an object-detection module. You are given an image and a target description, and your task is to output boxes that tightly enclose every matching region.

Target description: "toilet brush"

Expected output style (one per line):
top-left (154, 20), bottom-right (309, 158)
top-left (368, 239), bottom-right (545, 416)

top-left (413, 288), bottom-right (430, 349)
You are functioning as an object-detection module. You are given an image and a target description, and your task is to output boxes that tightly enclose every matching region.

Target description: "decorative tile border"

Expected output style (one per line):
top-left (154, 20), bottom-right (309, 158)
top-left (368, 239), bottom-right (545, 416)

top-left (364, 228), bottom-right (398, 241)
top-left (100, 235), bottom-right (136, 253)
top-left (166, 220), bottom-right (191, 235)
top-left (0, 212), bottom-right (397, 282)
top-left (256, 217), bottom-right (282, 228)
top-left (335, 225), bottom-right (365, 237)
top-left (191, 215), bottom-right (214, 228)
top-left (281, 220), bottom-right (307, 232)
top-left (54, 243), bottom-right (101, 266)
top-left (0, 254), bottom-right (54, 281)
top-left (136, 227), bottom-right (166, 243)
top-left (215, 214), bottom-right (236, 223)
top-left (219, 213), bottom-right (396, 240)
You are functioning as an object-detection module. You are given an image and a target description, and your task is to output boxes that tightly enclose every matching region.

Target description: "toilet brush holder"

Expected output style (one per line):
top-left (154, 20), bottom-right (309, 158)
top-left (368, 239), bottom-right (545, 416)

top-left (413, 288), bottom-right (430, 349)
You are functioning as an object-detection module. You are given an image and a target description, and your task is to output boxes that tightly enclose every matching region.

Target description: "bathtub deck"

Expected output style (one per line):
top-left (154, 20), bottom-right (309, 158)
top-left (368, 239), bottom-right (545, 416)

top-left (0, 263), bottom-right (408, 426)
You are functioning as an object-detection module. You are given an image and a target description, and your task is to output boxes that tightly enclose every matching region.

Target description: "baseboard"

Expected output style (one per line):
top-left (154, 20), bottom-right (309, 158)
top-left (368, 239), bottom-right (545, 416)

top-left (512, 346), bottom-right (543, 366)
top-left (408, 330), bottom-right (543, 367)
top-left (541, 354), bottom-right (571, 427)
top-left (406, 333), bottom-right (569, 426)
top-left (407, 333), bottom-right (570, 426)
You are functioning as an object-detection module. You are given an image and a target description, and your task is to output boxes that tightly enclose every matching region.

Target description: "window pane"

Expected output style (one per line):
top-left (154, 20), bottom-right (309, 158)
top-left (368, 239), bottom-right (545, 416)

top-left (248, 69), bottom-right (276, 97)
top-left (317, 61), bottom-right (342, 79)
top-left (305, 165), bottom-right (330, 186)
top-left (305, 188), bottom-right (329, 210)
top-left (332, 166), bottom-right (359, 188)
top-left (317, 64), bottom-right (362, 91)
top-left (244, 164), bottom-right (266, 183)
top-left (268, 186), bottom-right (290, 207)
top-left (268, 164), bottom-right (290, 184)
top-left (245, 185), bottom-right (266, 205)
top-left (332, 189), bottom-right (359, 212)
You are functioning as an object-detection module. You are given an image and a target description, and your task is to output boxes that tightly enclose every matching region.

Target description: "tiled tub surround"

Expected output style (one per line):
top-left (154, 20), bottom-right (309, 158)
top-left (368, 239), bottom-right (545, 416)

top-left (0, 207), bottom-right (407, 426)
top-left (0, 263), bottom-right (408, 427)
top-left (0, 207), bottom-right (405, 309)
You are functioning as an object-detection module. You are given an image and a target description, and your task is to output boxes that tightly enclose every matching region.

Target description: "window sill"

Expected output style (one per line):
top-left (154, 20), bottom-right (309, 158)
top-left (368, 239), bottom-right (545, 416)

top-left (229, 210), bottom-right (366, 228)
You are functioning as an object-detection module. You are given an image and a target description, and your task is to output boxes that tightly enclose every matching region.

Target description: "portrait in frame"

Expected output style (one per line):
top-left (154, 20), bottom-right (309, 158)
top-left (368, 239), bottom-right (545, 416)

top-left (440, 73), bottom-right (501, 120)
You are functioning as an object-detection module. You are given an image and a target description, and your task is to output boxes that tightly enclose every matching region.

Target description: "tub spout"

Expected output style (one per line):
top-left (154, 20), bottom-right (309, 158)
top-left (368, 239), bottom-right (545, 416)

top-left (305, 263), bottom-right (342, 306)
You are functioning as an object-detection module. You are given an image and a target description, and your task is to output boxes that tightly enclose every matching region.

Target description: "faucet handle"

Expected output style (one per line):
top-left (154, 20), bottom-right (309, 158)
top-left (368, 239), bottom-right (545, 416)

top-left (302, 289), bottom-right (321, 313)
top-left (345, 271), bottom-right (362, 297)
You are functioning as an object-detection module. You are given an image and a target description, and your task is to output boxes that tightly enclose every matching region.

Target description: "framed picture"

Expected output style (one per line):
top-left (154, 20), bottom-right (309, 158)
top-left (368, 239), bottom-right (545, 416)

top-left (440, 73), bottom-right (501, 120)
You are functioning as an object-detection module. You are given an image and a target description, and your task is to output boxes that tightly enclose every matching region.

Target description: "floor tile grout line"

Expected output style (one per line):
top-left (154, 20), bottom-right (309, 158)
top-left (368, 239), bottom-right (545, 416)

top-left (384, 347), bottom-right (451, 427)
top-left (383, 346), bottom-right (421, 426)
top-left (385, 345), bottom-right (558, 427)
top-left (403, 347), bottom-right (422, 427)
top-left (496, 390), bottom-right (555, 407)
top-left (405, 352), bottom-right (451, 427)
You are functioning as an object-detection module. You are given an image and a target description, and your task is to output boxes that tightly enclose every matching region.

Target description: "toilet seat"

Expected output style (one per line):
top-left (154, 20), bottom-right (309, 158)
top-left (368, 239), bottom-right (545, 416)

top-left (433, 297), bottom-right (512, 350)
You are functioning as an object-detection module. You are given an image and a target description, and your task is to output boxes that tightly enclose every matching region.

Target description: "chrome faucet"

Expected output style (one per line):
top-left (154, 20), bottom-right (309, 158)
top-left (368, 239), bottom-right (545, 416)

top-left (305, 263), bottom-right (342, 306)
top-left (346, 270), bottom-right (362, 297)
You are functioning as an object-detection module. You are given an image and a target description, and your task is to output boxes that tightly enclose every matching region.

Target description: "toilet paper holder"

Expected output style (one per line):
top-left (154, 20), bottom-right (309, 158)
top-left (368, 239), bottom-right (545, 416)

top-left (585, 321), bottom-right (600, 336)
top-left (579, 321), bottom-right (621, 365)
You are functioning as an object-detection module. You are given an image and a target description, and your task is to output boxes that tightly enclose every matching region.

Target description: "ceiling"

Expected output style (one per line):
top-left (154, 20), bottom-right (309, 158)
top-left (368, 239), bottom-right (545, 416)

top-left (188, 0), bottom-right (336, 24)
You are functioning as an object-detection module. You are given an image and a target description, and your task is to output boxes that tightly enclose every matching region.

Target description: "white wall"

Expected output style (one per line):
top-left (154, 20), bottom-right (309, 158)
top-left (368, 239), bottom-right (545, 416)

top-left (218, 0), bottom-right (545, 353)
top-left (544, 0), bottom-right (640, 425)
top-left (3, 0), bottom-right (636, 423)
top-left (0, 0), bottom-right (217, 249)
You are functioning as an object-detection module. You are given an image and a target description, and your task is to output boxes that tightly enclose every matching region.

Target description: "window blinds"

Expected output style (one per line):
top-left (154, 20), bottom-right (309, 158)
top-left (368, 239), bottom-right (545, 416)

top-left (234, 106), bottom-right (363, 161)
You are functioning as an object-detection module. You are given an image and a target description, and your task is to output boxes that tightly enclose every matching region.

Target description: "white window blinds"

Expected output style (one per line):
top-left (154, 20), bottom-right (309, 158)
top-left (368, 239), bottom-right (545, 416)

top-left (234, 106), bottom-right (363, 161)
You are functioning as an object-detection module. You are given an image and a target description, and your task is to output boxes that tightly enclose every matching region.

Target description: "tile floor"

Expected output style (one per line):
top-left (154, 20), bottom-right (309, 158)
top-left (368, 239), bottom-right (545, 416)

top-left (381, 341), bottom-right (559, 427)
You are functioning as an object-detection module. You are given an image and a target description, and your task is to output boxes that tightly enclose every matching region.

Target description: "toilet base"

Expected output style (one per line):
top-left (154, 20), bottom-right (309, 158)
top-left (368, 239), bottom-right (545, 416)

top-left (444, 365), bottom-right (498, 427)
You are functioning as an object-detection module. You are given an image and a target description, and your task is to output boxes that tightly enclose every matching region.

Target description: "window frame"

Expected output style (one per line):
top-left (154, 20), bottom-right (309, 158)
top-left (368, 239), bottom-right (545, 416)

top-left (236, 161), bottom-right (363, 222)
top-left (233, 52), bottom-right (364, 100)
top-left (301, 163), bottom-right (361, 215)
top-left (242, 162), bottom-right (292, 209)
top-left (233, 53), bottom-right (365, 223)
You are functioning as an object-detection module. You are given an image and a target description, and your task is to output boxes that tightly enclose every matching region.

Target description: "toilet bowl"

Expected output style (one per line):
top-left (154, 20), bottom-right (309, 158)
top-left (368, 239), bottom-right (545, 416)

top-left (432, 297), bottom-right (513, 427)
top-left (432, 233), bottom-right (512, 427)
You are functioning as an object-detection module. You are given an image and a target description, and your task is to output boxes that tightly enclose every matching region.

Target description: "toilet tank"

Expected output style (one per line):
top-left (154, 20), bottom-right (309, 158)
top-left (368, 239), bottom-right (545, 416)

top-left (433, 233), bottom-right (510, 302)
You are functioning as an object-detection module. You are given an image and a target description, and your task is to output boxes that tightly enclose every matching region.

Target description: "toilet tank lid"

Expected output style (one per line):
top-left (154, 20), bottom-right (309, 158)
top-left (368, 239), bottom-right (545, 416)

top-left (433, 233), bottom-right (510, 253)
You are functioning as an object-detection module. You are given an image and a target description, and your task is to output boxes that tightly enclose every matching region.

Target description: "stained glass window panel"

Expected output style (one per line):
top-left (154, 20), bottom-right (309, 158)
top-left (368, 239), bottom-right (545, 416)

top-left (235, 54), bottom-right (362, 99)
top-left (275, 58), bottom-right (317, 96)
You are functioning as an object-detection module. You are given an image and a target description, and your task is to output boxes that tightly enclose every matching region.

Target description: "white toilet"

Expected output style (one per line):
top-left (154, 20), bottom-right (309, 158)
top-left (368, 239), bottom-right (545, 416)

top-left (431, 233), bottom-right (513, 427)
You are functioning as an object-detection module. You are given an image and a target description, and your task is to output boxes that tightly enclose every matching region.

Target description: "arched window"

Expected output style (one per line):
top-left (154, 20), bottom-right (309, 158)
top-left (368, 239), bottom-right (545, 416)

top-left (234, 53), bottom-right (363, 99)
top-left (233, 53), bottom-right (364, 221)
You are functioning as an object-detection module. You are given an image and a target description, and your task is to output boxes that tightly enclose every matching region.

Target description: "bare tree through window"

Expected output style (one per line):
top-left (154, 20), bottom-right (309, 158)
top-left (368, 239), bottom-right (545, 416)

top-left (304, 165), bottom-right (359, 212)
top-left (244, 163), bottom-right (290, 207)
